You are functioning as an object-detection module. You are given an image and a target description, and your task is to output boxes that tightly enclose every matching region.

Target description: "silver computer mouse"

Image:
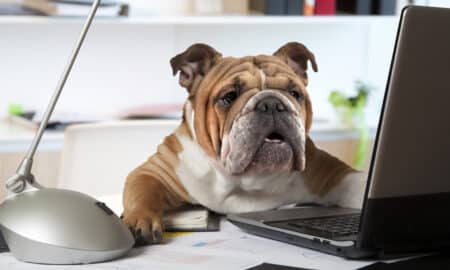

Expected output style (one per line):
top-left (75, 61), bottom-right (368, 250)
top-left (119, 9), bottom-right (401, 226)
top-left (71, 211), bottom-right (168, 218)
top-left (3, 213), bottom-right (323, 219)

top-left (0, 188), bottom-right (134, 264)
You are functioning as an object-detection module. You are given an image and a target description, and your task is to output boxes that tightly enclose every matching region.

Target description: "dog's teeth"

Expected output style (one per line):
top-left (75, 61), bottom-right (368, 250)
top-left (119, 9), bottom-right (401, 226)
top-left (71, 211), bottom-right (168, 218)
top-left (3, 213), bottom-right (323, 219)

top-left (264, 138), bottom-right (283, 143)
top-left (265, 132), bottom-right (284, 143)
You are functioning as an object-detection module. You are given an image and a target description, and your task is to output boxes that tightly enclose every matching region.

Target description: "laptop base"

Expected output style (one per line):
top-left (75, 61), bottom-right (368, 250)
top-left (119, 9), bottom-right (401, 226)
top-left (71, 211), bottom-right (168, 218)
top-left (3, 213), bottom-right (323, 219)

top-left (228, 206), bottom-right (375, 259)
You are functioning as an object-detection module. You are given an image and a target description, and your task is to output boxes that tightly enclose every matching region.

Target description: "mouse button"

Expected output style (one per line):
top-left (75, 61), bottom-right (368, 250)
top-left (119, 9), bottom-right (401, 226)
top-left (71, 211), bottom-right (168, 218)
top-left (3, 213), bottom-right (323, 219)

top-left (95, 201), bottom-right (114, 215)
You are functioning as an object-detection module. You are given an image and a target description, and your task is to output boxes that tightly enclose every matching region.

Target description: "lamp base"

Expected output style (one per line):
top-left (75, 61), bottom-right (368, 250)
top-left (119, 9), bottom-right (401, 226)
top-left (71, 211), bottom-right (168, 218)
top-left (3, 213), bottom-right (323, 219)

top-left (0, 188), bottom-right (134, 264)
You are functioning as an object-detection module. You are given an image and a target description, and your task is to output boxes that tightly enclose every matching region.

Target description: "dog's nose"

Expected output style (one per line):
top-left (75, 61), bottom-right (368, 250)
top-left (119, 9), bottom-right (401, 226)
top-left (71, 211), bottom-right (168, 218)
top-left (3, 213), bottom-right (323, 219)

top-left (256, 97), bottom-right (286, 113)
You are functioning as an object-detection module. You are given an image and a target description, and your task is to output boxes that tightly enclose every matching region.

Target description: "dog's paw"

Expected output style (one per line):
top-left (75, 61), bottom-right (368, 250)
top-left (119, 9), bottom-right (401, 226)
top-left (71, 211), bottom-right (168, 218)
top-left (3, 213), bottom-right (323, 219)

top-left (122, 210), bottom-right (164, 245)
top-left (337, 172), bottom-right (367, 209)
top-left (322, 172), bottom-right (367, 209)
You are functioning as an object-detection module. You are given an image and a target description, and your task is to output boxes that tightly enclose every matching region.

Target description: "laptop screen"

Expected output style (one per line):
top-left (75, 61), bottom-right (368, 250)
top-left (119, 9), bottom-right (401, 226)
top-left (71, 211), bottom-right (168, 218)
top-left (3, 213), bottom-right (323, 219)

top-left (365, 6), bottom-right (450, 200)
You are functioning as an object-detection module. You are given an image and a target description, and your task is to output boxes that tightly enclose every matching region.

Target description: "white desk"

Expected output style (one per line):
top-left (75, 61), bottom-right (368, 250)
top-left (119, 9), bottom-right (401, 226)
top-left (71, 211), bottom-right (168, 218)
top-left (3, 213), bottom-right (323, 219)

top-left (0, 219), bottom-right (379, 270)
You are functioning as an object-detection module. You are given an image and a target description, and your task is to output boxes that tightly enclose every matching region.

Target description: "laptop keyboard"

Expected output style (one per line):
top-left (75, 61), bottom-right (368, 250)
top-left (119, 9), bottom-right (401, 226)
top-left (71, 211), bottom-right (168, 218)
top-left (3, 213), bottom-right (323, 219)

top-left (287, 214), bottom-right (360, 237)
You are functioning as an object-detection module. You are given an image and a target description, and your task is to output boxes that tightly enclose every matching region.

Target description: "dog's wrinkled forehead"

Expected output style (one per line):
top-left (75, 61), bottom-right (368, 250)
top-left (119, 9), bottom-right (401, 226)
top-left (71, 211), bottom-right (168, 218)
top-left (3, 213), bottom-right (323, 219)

top-left (170, 42), bottom-right (317, 97)
top-left (215, 55), bottom-right (305, 89)
top-left (191, 55), bottom-right (310, 112)
top-left (246, 55), bottom-right (306, 92)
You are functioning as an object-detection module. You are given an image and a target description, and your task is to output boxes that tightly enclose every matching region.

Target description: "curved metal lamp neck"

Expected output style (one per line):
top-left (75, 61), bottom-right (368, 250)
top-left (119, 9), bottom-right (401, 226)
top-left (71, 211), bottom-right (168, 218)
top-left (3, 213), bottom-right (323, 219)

top-left (5, 0), bottom-right (101, 195)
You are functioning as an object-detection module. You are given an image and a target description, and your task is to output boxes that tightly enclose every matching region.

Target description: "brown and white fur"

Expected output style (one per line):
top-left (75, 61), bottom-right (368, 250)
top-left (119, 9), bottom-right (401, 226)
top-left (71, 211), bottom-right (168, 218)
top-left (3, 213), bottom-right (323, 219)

top-left (122, 42), bottom-right (366, 244)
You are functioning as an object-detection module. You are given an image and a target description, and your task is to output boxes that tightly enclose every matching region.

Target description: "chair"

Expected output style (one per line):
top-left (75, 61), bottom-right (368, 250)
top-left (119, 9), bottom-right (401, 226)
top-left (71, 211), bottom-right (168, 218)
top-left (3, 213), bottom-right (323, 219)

top-left (58, 120), bottom-right (180, 197)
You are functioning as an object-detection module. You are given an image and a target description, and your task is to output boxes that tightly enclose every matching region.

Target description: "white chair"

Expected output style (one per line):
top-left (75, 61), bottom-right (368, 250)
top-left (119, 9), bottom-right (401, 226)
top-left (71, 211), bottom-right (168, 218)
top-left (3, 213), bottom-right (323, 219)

top-left (58, 120), bottom-right (180, 197)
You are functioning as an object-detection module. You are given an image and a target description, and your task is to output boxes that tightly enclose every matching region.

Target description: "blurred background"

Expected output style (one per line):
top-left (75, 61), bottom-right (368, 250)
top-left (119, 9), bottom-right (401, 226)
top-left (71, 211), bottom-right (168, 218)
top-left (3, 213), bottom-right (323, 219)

top-left (0, 0), bottom-right (449, 199)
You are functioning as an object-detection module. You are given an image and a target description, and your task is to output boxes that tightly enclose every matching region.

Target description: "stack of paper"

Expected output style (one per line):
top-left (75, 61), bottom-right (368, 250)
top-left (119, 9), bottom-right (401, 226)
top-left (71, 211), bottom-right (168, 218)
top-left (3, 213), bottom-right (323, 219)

top-left (164, 206), bottom-right (211, 230)
top-left (97, 194), bottom-right (219, 232)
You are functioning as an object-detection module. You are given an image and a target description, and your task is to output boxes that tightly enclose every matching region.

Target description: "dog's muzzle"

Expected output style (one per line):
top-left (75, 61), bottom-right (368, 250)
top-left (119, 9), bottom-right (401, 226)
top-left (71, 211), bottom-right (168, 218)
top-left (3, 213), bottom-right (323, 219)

top-left (221, 90), bottom-right (306, 175)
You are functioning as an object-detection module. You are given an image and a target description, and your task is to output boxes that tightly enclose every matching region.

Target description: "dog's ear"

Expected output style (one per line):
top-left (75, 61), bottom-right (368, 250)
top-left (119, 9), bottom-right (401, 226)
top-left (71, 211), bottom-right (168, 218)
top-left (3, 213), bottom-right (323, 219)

top-left (273, 42), bottom-right (318, 86)
top-left (170, 43), bottom-right (222, 93)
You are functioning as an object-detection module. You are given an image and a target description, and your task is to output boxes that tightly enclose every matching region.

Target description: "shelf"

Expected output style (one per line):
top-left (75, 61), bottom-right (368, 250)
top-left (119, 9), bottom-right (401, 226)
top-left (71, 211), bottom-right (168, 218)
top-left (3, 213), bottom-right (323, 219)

top-left (0, 15), bottom-right (398, 25)
top-left (0, 119), bottom-right (63, 153)
top-left (0, 118), bottom-right (375, 153)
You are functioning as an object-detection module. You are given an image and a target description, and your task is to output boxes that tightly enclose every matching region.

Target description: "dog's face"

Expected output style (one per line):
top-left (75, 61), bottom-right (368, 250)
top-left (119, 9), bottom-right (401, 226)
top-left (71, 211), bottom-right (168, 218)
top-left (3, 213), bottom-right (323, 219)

top-left (171, 42), bottom-right (318, 176)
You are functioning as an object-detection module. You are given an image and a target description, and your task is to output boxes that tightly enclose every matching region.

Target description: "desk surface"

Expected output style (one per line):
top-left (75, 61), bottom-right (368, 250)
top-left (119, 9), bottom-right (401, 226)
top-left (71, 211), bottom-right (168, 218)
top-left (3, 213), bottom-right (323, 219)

top-left (0, 219), bottom-right (379, 270)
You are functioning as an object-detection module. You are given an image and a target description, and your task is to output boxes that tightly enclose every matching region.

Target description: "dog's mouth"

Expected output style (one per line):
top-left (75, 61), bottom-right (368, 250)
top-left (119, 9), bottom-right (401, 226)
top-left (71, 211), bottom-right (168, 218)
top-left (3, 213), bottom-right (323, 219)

top-left (223, 121), bottom-right (306, 175)
top-left (243, 130), bottom-right (294, 174)
top-left (264, 132), bottom-right (285, 143)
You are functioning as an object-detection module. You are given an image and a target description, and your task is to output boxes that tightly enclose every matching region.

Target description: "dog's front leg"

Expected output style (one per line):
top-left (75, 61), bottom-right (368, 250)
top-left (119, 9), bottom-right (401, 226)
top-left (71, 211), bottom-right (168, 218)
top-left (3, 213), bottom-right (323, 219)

top-left (122, 170), bottom-right (185, 244)
top-left (303, 137), bottom-right (367, 209)
top-left (122, 131), bottom-right (193, 244)
top-left (325, 171), bottom-right (367, 209)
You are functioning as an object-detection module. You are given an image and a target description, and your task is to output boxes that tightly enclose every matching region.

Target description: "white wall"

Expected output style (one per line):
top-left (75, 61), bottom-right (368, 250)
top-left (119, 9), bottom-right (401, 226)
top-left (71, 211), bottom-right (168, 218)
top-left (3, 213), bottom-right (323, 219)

top-left (0, 20), bottom-right (178, 117)
top-left (0, 17), bottom-right (398, 126)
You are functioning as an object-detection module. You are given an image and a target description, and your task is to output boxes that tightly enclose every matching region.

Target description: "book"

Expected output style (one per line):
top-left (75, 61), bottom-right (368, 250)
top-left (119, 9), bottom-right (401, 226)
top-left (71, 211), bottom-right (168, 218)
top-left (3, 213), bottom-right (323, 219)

top-left (355, 0), bottom-right (373, 15)
top-left (303, 0), bottom-right (315, 15)
top-left (222, 0), bottom-right (249, 15)
top-left (97, 194), bottom-right (220, 232)
top-left (249, 0), bottom-right (266, 14)
top-left (22, 0), bottom-right (128, 17)
top-left (336, 0), bottom-right (373, 15)
top-left (163, 205), bottom-right (220, 232)
top-left (265, 0), bottom-right (286, 15)
top-left (314, 0), bottom-right (336, 15)
top-left (286, 0), bottom-right (304, 15)
top-left (265, 0), bottom-right (306, 15)
top-left (377, 0), bottom-right (396, 15)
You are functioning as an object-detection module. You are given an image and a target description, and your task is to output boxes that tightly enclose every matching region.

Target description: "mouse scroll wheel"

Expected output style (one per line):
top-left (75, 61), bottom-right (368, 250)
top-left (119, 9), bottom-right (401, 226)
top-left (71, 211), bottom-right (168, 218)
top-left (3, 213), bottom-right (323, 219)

top-left (95, 201), bottom-right (114, 215)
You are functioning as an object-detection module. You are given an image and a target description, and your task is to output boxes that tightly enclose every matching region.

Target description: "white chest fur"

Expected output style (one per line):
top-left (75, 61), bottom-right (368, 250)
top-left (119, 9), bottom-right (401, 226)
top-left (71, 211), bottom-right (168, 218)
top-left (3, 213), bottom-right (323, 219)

top-left (175, 134), bottom-right (367, 212)
top-left (175, 135), bottom-right (323, 213)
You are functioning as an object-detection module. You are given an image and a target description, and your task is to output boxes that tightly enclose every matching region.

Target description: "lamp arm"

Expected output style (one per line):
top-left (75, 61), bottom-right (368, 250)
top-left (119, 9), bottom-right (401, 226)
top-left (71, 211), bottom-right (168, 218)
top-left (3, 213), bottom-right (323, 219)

top-left (6, 0), bottom-right (101, 194)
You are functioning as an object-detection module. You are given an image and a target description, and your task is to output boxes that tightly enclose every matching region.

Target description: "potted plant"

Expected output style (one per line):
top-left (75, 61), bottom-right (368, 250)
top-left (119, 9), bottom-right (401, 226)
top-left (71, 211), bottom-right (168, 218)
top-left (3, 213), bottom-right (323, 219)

top-left (328, 82), bottom-right (372, 170)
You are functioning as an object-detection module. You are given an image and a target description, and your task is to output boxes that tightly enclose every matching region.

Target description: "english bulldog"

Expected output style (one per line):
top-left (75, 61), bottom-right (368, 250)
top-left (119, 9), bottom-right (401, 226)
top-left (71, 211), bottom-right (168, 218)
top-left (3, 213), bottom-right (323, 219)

top-left (122, 42), bottom-right (366, 244)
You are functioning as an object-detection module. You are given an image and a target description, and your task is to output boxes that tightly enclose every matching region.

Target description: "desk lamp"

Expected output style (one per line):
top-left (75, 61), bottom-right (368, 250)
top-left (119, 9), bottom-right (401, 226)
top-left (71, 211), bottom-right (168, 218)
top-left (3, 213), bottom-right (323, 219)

top-left (0, 0), bottom-right (134, 264)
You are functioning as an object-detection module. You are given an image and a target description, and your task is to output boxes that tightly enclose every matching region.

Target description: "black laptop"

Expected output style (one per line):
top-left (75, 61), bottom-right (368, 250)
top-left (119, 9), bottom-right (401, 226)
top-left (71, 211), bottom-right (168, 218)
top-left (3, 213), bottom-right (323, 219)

top-left (227, 5), bottom-right (450, 259)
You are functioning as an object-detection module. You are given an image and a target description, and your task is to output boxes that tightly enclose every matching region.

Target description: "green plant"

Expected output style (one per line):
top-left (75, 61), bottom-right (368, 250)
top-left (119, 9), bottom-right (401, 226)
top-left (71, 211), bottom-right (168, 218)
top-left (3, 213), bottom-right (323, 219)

top-left (328, 82), bottom-right (372, 169)
top-left (7, 103), bottom-right (24, 116)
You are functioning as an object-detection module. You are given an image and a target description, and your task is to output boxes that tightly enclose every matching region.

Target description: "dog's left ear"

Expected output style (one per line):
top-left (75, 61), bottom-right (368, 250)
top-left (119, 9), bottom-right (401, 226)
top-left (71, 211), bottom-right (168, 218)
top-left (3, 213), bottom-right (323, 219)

top-left (273, 42), bottom-right (318, 86)
top-left (170, 43), bottom-right (222, 94)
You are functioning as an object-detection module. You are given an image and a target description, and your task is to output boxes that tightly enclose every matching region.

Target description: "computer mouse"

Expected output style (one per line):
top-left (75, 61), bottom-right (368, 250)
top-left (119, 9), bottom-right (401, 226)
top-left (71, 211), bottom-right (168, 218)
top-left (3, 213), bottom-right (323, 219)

top-left (0, 188), bottom-right (134, 264)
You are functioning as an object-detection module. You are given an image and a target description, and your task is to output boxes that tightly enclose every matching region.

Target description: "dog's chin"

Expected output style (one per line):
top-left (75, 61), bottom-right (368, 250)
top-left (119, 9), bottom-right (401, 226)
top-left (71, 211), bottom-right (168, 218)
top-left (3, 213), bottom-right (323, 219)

top-left (225, 132), bottom-right (305, 176)
top-left (244, 139), bottom-right (295, 175)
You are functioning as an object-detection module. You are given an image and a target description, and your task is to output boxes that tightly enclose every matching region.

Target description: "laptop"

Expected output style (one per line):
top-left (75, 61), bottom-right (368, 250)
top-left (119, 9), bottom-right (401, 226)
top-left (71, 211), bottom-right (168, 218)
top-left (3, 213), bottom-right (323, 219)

top-left (227, 5), bottom-right (450, 259)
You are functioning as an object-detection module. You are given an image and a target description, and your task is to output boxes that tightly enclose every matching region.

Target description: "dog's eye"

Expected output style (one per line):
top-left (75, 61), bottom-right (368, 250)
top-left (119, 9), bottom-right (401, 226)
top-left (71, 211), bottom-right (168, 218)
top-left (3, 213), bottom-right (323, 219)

top-left (220, 91), bottom-right (238, 106)
top-left (289, 90), bottom-right (303, 101)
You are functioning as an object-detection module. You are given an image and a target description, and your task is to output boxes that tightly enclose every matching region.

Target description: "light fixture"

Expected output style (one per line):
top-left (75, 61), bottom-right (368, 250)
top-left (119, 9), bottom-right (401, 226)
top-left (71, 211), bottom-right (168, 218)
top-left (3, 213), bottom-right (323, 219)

top-left (0, 0), bottom-right (134, 264)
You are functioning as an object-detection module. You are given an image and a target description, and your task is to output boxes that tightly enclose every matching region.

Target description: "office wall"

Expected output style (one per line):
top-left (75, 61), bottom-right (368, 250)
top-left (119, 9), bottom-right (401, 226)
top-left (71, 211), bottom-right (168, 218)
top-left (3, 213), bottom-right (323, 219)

top-left (0, 18), bottom-right (397, 126)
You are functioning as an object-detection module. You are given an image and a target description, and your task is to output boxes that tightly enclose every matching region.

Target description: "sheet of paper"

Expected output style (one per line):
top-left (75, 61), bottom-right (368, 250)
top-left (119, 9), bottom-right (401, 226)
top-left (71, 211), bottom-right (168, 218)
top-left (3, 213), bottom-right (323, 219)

top-left (0, 195), bottom-right (385, 270)
top-left (0, 220), bottom-right (385, 270)
top-left (0, 246), bottom-right (258, 270)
